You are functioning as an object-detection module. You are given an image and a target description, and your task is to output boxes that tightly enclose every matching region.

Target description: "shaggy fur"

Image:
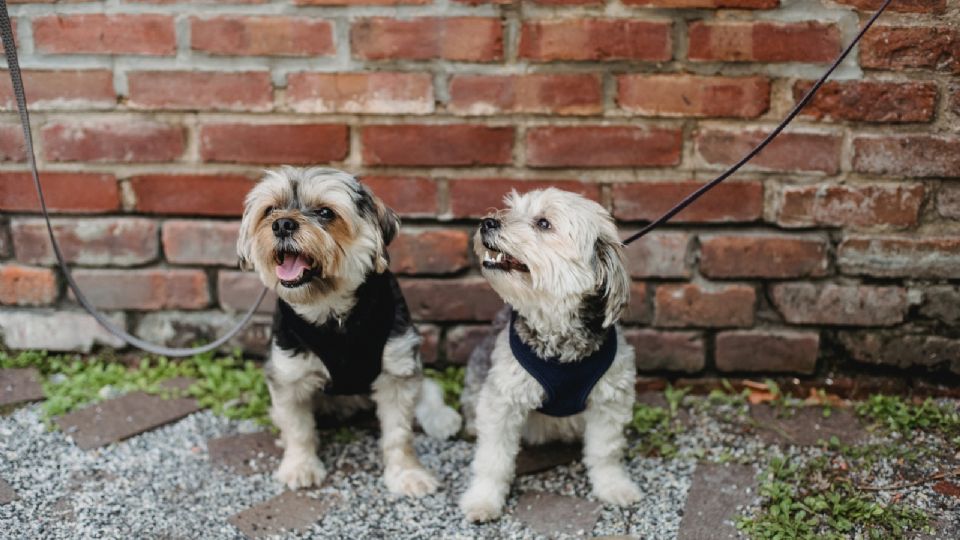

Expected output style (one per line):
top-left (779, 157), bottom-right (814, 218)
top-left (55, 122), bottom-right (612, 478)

top-left (238, 167), bottom-right (461, 495)
top-left (460, 188), bottom-right (640, 522)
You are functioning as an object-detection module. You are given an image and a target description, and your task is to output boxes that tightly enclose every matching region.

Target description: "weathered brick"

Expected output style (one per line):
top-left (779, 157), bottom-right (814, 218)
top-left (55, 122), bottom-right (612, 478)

top-left (361, 176), bottom-right (437, 217)
top-left (447, 179), bottom-right (601, 219)
top-left (33, 14), bottom-right (175, 56)
top-left (696, 129), bottom-right (841, 174)
top-left (654, 283), bottom-right (755, 328)
top-left (191, 16), bottom-right (334, 57)
top-left (795, 80), bottom-right (937, 123)
top-left (419, 324), bottom-right (439, 364)
top-left (860, 25), bottom-right (958, 73)
top-left (0, 265), bottom-right (57, 306)
top-left (298, 0), bottom-right (429, 4)
top-left (199, 123), bottom-right (348, 164)
top-left (612, 181), bottom-right (762, 223)
top-left (0, 172), bottom-right (119, 213)
top-left (449, 74), bottom-right (602, 116)
top-left (444, 325), bottom-right (492, 364)
top-left (41, 120), bottom-right (184, 163)
top-left (775, 183), bottom-right (924, 229)
top-left (127, 71), bottom-right (273, 112)
top-left (362, 125), bottom-right (513, 167)
top-left (287, 72), bottom-right (433, 114)
top-left (625, 281), bottom-right (651, 324)
top-left (618, 74), bottom-right (769, 118)
top-left (625, 329), bottom-right (705, 373)
top-left (626, 0), bottom-right (776, 5)
top-left (217, 271), bottom-right (275, 314)
top-left (834, 0), bottom-right (945, 13)
top-left (920, 286), bottom-right (960, 326)
top-left (839, 332), bottom-right (960, 373)
top-left (838, 235), bottom-right (960, 279)
top-left (700, 234), bottom-right (829, 279)
top-left (71, 269), bottom-right (209, 310)
top-left (390, 229), bottom-right (470, 275)
top-left (352, 18), bottom-right (502, 61)
top-left (162, 220), bottom-right (240, 266)
top-left (0, 70), bottom-right (115, 110)
top-left (400, 277), bottom-right (502, 321)
top-left (771, 283), bottom-right (908, 327)
top-left (519, 19), bottom-right (672, 61)
top-left (715, 330), bottom-right (819, 374)
top-left (11, 217), bottom-right (158, 266)
top-left (0, 310), bottom-right (126, 352)
top-left (526, 126), bottom-right (681, 168)
top-left (937, 185), bottom-right (960, 220)
top-left (129, 174), bottom-right (254, 216)
top-left (852, 135), bottom-right (960, 178)
top-left (689, 21), bottom-right (840, 63)
top-left (0, 124), bottom-right (25, 162)
top-left (622, 231), bottom-right (690, 279)
top-left (135, 312), bottom-right (271, 355)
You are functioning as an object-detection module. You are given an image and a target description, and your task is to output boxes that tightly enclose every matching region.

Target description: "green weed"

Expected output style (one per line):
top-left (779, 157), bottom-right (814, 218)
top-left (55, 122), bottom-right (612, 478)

top-left (424, 366), bottom-right (465, 411)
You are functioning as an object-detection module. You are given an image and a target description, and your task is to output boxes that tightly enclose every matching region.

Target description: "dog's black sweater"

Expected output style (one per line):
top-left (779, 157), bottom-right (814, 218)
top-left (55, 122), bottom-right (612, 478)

top-left (272, 271), bottom-right (411, 395)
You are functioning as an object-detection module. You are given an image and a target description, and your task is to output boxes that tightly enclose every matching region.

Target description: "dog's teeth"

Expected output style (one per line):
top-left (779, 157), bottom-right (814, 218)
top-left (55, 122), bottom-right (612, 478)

top-left (496, 252), bottom-right (504, 263)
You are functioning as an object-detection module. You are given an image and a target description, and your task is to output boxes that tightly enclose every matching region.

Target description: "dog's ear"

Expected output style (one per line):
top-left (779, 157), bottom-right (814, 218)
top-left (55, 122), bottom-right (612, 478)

top-left (594, 232), bottom-right (630, 328)
top-left (358, 183), bottom-right (401, 273)
top-left (236, 193), bottom-right (257, 271)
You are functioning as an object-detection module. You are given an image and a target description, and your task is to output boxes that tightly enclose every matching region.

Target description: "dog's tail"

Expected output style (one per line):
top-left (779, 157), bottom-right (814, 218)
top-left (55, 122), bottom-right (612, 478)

top-left (416, 378), bottom-right (462, 440)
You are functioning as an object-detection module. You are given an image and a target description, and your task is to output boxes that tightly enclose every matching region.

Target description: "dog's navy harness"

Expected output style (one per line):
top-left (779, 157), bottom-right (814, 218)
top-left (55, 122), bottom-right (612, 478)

top-left (509, 311), bottom-right (618, 417)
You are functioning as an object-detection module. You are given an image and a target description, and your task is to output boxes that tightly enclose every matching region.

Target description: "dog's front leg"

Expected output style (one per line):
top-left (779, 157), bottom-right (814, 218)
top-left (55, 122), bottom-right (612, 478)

top-left (582, 397), bottom-right (641, 506)
top-left (269, 383), bottom-right (327, 489)
top-left (371, 373), bottom-right (439, 496)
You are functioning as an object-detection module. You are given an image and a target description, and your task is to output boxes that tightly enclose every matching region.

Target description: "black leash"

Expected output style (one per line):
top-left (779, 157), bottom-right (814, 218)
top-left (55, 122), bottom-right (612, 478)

top-left (622, 0), bottom-right (893, 245)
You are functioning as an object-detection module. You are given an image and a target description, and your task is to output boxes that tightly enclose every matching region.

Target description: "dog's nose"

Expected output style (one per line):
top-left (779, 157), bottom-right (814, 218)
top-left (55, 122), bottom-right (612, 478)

top-left (481, 218), bottom-right (500, 232)
top-left (272, 218), bottom-right (298, 238)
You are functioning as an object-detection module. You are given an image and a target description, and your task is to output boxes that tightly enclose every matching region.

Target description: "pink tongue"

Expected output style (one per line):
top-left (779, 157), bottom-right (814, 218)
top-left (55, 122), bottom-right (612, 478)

top-left (276, 254), bottom-right (310, 281)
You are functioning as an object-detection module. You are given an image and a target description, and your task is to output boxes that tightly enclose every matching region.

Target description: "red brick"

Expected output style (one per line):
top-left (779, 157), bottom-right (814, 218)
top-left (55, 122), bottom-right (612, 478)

top-left (834, 0), bottom-right (945, 13)
top-left (700, 234), bottom-right (829, 279)
top-left (654, 283), bottom-right (755, 328)
top-left (852, 135), bottom-right (960, 178)
top-left (361, 176), bottom-right (437, 217)
top-left (389, 229), bottom-right (470, 275)
top-left (624, 329), bottom-right (705, 373)
top-left (627, 0), bottom-right (776, 5)
top-left (287, 72), bottom-right (433, 114)
top-left (696, 129), bottom-right (841, 174)
top-left (622, 231), bottom-right (691, 279)
top-left (618, 74), bottom-right (769, 118)
top-left (129, 174), bottom-right (254, 217)
top-left (163, 221), bottom-right (240, 266)
top-left (71, 269), bottom-right (209, 310)
top-left (839, 332), bottom-right (960, 373)
top-left (217, 270), bottom-right (275, 314)
top-left (444, 325), bottom-right (494, 365)
top-left (400, 277), bottom-right (502, 321)
top-left (795, 80), bottom-right (937, 123)
top-left (526, 126), bottom-right (681, 168)
top-left (298, 0), bottom-right (428, 4)
top-left (362, 125), bottom-right (513, 167)
top-left (0, 264), bottom-right (57, 306)
top-left (771, 283), bottom-right (908, 327)
top-left (127, 71), bottom-right (273, 112)
top-left (449, 74), bottom-right (602, 116)
top-left (191, 16), bottom-right (334, 57)
top-left (937, 185), bottom-right (960, 220)
top-left (129, 0), bottom-right (268, 3)
top-left (688, 21), bottom-right (840, 63)
top-left (0, 172), bottom-right (119, 214)
top-left (612, 181), bottom-right (763, 223)
top-left (0, 124), bottom-right (26, 162)
top-left (775, 183), bottom-right (924, 229)
top-left (352, 18), bottom-right (502, 61)
top-left (33, 14), bottom-right (175, 56)
top-left (41, 120), bottom-right (184, 163)
top-left (11, 217), bottom-right (158, 266)
top-left (625, 281), bottom-right (651, 324)
top-left (838, 235), bottom-right (960, 279)
top-left (447, 179), bottom-right (601, 218)
top-left (200, 123), bottom-right (348, 164)
top-left (519, 19), bottom-right (672, 62)
top-left (860, 25), bottom-right (959, 73)
top-left (715, 330), bottom-right (819, 374)
top-left (0, 70), bottom-right (115, 110)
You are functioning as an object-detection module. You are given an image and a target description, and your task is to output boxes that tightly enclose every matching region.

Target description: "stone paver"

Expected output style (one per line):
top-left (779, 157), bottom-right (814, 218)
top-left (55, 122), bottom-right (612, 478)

top-left (677, 463), bottom-right (756, 540)
top-left (0, 478), bottom-right (16, 505)
top-left (228, 491), bottom-right (340, 538)
top-left (0, 367), bottom-right (44, 407)
top-left (513, 491), bottom-right (603, 538)
top-left (516, 442), bottom-right (581, 476)
top-left (208, 431), bottom-right (282, 476)
top-left (749, 405), bottom-right (867, 446)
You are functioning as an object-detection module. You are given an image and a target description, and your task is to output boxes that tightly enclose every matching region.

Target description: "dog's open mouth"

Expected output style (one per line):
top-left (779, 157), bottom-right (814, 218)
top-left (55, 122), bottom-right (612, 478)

top-left (275, 250), bottom-right (319, 288)
top-left (482, 247), bottom-right (529, 272)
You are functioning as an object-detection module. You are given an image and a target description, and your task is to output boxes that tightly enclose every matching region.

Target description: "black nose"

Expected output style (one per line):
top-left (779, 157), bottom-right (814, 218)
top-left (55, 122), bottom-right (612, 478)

top-left (272, 218), bottom-right (298, 238)
top-left (481, 218), bottom-right (500, 232)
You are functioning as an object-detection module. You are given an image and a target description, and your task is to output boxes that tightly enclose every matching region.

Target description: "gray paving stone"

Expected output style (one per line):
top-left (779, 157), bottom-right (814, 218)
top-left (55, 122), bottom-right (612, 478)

top-left (55, 386), bottom-right (201, 450)
top-left (749, 405), bottom-right (867, 446)
top-left (677, 463), bottom-right (756, 540)
top-left (516, 442), bottom-right (581, 476)
top-left (0, 478), bottom-right (16, 505)
top-left (228, 491), bottom-right (340, 538)
top-left (0, 367), bottom-right (44, 407)
top-left (208, 431), bottom-right (282, 476)
top-left (513, 491), bottom-right (603, 537)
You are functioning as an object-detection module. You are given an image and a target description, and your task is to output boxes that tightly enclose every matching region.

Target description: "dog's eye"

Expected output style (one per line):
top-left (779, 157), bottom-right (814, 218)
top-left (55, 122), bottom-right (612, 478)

top-left (316, 207), bottom-right (335, 221)
top-left (263, 206), bottom-right (274, 217)
top-left (536, 218), bottom-right (551, 230)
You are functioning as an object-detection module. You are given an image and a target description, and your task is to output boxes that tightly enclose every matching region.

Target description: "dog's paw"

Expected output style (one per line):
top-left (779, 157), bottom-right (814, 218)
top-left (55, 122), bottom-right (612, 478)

top-left (459, 484), bottom-right (504, 523)
top-left (384, 466), bottom-right (439, 497)
top-left (593, 476), bottom-right (642, 506)
top-left (421, 405), bottom-right (462, 440)
top-left (276, 453), bottom-right (326, 490)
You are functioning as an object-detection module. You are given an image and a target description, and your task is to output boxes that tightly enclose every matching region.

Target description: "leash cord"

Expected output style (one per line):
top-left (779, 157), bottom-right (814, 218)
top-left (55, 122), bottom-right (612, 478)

top-left (622, 0), bottom-right (893, 246)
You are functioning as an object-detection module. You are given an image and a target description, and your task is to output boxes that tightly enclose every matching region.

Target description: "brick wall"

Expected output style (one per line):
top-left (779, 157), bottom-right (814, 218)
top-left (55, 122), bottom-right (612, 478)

top-left (0, 0), bottom-right (957, 378)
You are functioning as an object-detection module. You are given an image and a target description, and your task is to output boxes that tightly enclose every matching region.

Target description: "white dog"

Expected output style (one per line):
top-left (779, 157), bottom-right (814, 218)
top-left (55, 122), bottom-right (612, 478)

top-left (459, 188), bottom-right (641, 521)
top-left (237, 167), bottom-right (461, 496)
